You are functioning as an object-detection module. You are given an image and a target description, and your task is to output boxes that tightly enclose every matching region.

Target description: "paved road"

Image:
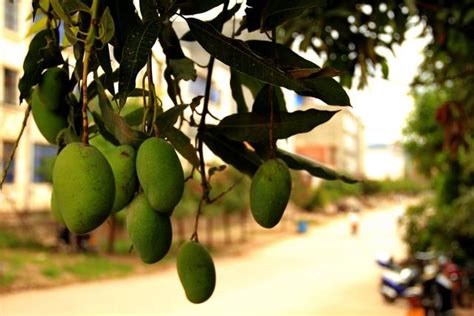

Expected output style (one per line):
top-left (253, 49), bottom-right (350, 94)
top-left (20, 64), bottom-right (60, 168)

top-left (1, 204), bottom-right (407, 316)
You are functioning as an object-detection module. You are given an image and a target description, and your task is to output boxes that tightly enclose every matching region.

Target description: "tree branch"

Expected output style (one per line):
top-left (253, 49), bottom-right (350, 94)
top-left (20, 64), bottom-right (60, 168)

top-left (1, 105), bottom-right (31, 189)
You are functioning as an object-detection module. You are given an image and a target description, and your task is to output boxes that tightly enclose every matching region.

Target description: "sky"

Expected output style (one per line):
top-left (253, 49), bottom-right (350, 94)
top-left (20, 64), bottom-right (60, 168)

top-left (348, 25), bottom-right (431, 146)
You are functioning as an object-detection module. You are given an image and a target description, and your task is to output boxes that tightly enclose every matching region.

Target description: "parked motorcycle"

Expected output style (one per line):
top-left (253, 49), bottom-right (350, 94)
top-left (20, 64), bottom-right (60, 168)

top-left (376, 253), bottom-right (421, 302)
top-left (376, 252), bottom-right (459, 315)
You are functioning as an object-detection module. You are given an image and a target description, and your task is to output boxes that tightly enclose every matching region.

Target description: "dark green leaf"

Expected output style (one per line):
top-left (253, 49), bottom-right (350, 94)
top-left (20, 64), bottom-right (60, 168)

top-left (108, 0), bottom-right (142, 62)
top-left (166, 127), bottom-right (199, 167)
top-left (244, 0), bottom-right (268, 32)
top-left (217, 109), bottom-right (338, 142)
top-left (18, 29), bottom-right (64, 102)
top-left (96, 47), bottom-right (116, 95)
top-left (57, 127), bottom-right (81, 147)
top-left (60, 0), bottom-right (90, 13)
top-left (249, 85), bottom-right (285, 159)
top-left (97, 80), bottom-right (146, 147)
top-left (251, 84), bottom-right (286, 114)
top-left (32, 0), bottom-right (40, 20)
top-left (187, 19), bottom-right (347, 105)
top-left (230, 69), bottom-right (248, 113)
top-left (98, 7), bottom-right (115, 45)
top-left (237, 71), bottom-right (264, 97)
top-left (50, 0), bottom-right (74, 25)
top-left (178, 0), bottom-right (224, 15)
top-left (122, 107), bottom-right (144, 127)
top-left (64, 24), bottom-right (78, 45)
top-left (91, 112), bottom-right (121, 146)
top-left (164, 66), bottom-right (179, 106)
top-left (140, 0), bottom-right (158, 22)
top-left (118, 20), bottom-right (160, 108)
top-left (87, 70), bottom-right (119, 101)
top-left (158, 21), bottom-right (185, 59)
top-left (299, 77), bottom-right (351, 107)
top-left (186, 18), bottom-right (307, 94)
top-left (168, 58), bottom-right (196, 82)
top-left (127, 88), bottom-right (150, 97)
top-left (181, 2), bottom-right (241, 41)
top-left (276, 149), bottom-right (357, 183)
top-left (201, 126), bottom-right (262, 176)
top-left (247, 40), bottom-right (351, 106)
top-left (155, 103), bottom-right (189, 135)
top-left (261, 0), bottom-right (326, 31)
top-left (287, 67), bottom-right (343, 79)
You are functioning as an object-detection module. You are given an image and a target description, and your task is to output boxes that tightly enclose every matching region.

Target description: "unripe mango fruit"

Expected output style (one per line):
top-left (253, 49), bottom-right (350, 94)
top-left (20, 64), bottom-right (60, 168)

top-left (38, 67), bottom-right (68, 111)
top-left (31, 89), bottom-right (68, 144)
top-left (90, 135), bottom-right (138, 212)
top-left (136, 137), bottom-right (184, 213)
top-left (126, 193), bottom-right (172, 264)
top-left (52, 142), bottom-right (115, 234)
top-left (250, 158), bottom-right (292, 228)
top-left (177, 241), bottom-right (216, 304)
top-left (50, 190), bottom-right (64, 225)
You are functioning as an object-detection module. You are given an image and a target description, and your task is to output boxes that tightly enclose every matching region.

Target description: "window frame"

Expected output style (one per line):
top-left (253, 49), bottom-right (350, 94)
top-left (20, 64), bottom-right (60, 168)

top-left (1, 141), bottom-right (16, 184)
top-left (4, 0), bottom-right (19, 31)
top-left (3, 67), bottom-right (18, 105)
top-left (32, 144), bottom-right (57, 183)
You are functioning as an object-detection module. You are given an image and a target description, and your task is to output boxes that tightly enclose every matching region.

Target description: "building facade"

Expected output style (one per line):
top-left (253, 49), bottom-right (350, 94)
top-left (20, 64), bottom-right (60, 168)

top-left (294, 101), bottom-right (365, 179)
top-left (0, 0), bottom-right (58, 213)
top-left (364, 143), bottom-right (407, 180)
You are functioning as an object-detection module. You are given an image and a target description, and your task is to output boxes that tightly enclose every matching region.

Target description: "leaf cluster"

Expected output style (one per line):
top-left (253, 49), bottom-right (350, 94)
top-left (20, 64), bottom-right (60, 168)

top-left (19, 0), bottom-right (360, 196)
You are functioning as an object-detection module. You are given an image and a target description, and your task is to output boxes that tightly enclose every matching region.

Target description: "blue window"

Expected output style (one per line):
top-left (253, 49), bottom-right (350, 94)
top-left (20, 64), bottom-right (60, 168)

top-left (2, 142), bottom-right (15, 183)
top-left (33, 144), bottom-right (57, 183)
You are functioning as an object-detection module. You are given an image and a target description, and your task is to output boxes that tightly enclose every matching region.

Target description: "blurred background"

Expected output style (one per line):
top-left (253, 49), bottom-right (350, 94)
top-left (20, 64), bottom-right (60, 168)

top-left (1, 1), bottom-right (473, 315)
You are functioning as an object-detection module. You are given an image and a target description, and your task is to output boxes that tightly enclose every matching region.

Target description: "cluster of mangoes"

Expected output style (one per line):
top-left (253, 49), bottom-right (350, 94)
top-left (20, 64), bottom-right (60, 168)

top-left (33, 67), bottom-right (292, 304)
top-left (49, 136), bottom-right (216, 303)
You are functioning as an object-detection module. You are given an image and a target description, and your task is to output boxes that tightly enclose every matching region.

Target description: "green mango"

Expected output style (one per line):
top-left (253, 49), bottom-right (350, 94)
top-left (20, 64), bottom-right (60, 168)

top-left (177, 241), bottom-right (216, 304)
top-left (31, 89), bottom-right (68, 144)
top-left (38, 67), bottom-right (68, 111)
top-left (126, 193), bottom-right (172, 264)
top-left (89, 134), bottom-right (115, 154)
top-left (50, 190), bottom-right (64, 225)
top-left (136, 137), bottom-right (184, 213)
top-left (53, 143), bottom-right (115, 234)
top-left (90, 135), bottom-right (137, 212)
top-left (250, 158), bottom-right (292, 228)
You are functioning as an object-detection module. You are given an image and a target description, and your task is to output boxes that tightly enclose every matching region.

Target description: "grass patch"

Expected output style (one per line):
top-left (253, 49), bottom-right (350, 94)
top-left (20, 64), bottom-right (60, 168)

top-left (0, 271), bottom-right (17, 287)
top-left (63, 255), bottom-right (133, 280)
top-left (0, 251), bottom-right (27, 268)
top-left (0, 230), bottom-right (46, 250)
top-left (41, 265), bottom-right (62, 279)
top-left (98, 238), bottom-right (133, 256)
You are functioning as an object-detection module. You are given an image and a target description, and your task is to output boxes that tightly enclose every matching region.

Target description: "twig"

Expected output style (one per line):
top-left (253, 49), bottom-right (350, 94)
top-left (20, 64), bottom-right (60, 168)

top-left (191, 197), bottom-right (205, 243)
top-left (1, 105), bottom-right (31, 189)
top-left (192, 0), bottom-right (230, 240)
top-left (269, 28), bottom-right (277, 158)
top-left (81, 0), bottom-right (100, 145)
top-left (184, 167), bottom-right (196, 182)
top-left (81, 49), bottom-right (92, 145)
top-left (208, 177), bottom-right (244, 203)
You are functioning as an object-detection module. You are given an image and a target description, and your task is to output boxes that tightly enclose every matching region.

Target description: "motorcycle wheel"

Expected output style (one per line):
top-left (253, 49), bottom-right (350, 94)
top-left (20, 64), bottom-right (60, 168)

top-left (382, 293), bottom-right (396, 303)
